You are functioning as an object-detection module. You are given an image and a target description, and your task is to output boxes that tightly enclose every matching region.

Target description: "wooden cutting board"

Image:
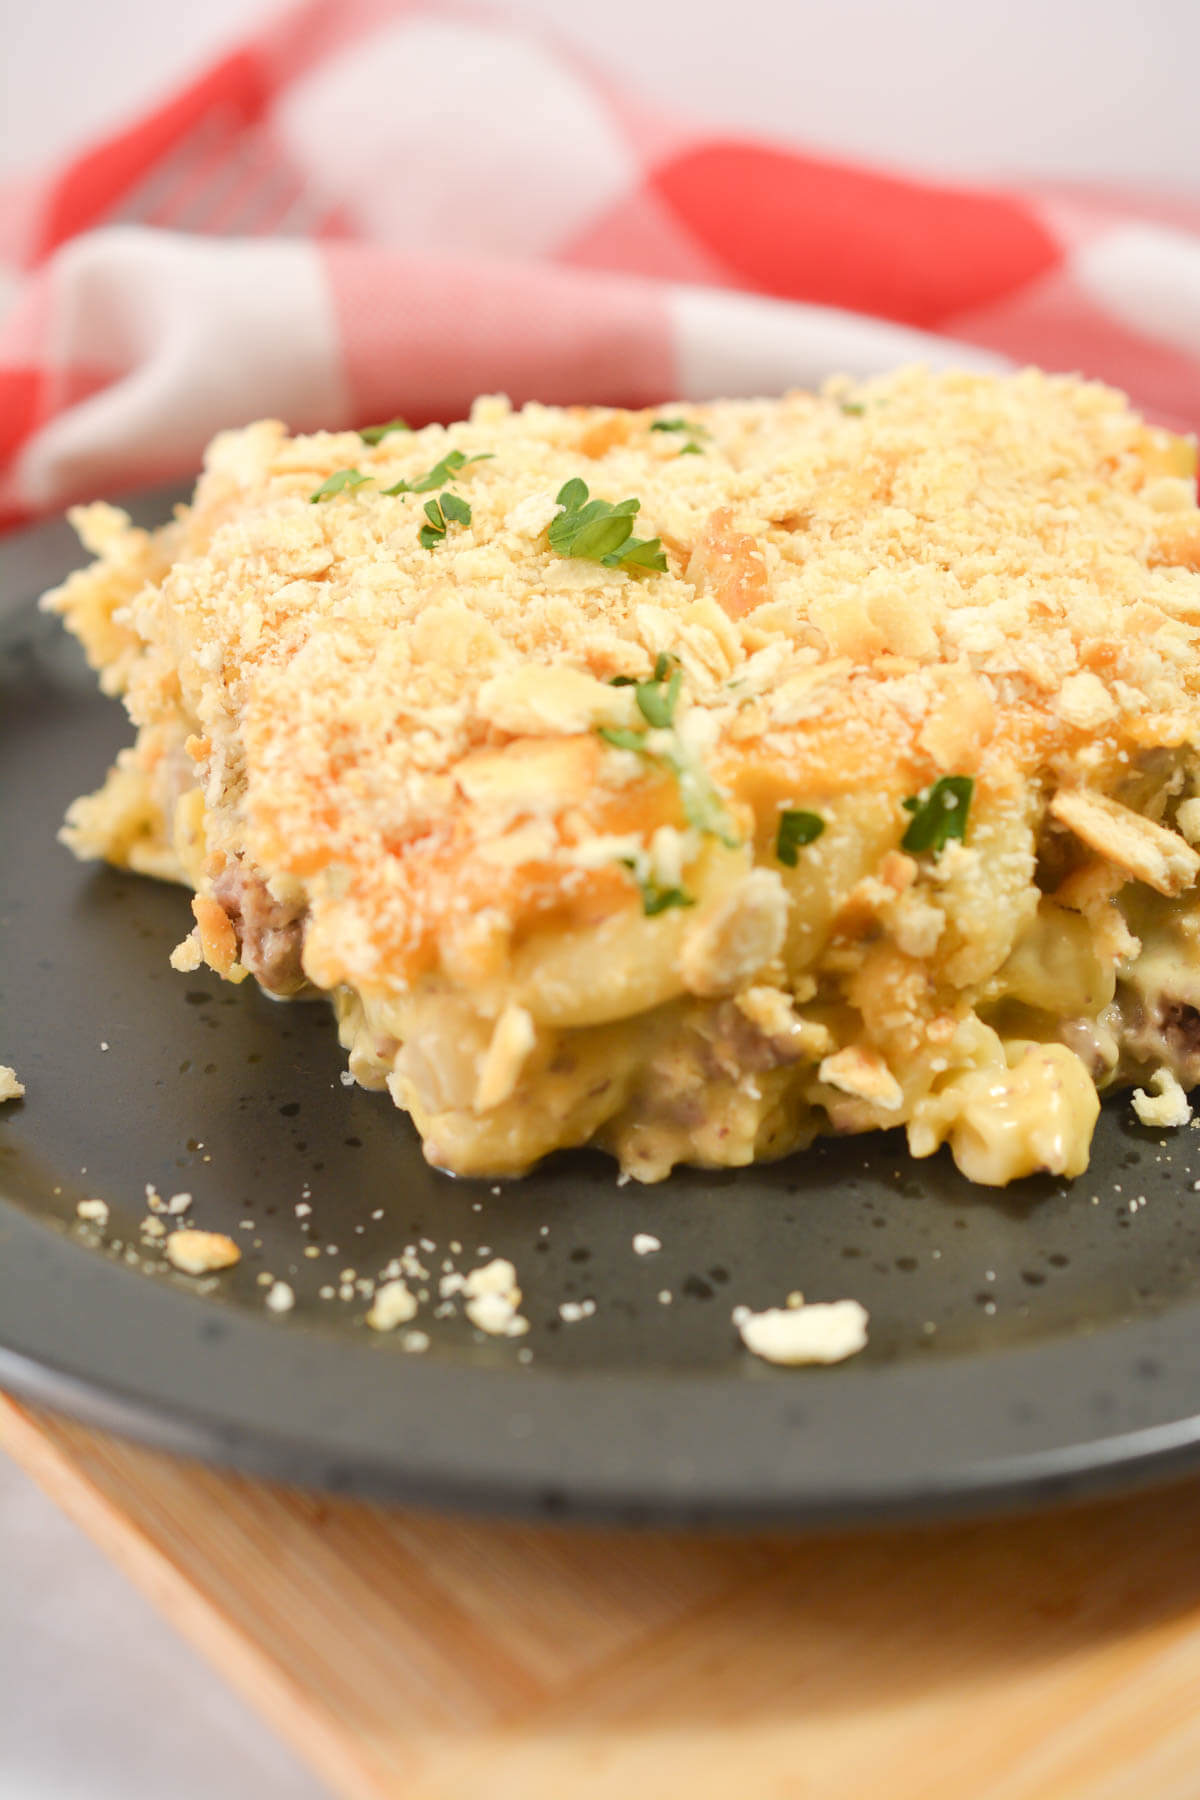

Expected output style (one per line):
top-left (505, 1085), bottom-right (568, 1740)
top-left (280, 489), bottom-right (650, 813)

top-left (6, 1392), bottom-right (1200, 1800)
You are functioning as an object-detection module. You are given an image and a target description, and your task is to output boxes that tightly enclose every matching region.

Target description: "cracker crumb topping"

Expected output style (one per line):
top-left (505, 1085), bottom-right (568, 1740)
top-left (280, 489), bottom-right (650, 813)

top-left (48, 372), bottom-right (1200, 995)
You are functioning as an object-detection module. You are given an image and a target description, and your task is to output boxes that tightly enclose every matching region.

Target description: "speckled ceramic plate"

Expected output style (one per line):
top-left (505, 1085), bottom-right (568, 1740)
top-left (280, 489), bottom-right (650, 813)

top-left (5, 492), bottom-right (1200, 1526)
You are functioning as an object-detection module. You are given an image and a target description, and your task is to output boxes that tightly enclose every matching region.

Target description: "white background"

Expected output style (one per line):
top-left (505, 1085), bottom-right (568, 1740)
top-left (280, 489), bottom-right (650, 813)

top-left (2, 0), bottom-right (1200, 190)
top-left (1, 3), bottom-right (1198, 1797)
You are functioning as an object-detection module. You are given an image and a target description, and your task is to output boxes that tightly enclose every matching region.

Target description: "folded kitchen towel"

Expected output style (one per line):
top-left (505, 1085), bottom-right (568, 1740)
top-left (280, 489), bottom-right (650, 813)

top-left (2, 0), bottom-right (1198, 526)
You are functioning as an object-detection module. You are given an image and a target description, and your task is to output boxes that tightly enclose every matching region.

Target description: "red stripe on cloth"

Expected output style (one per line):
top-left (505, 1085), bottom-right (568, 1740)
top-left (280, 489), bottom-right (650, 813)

top-left (651, 142), bottom-right (1064, 329)
top-left (324, 247), bottom-right (677, 423)
top-left (0, 359), bottom-right (122, 489)
top-left (0, 172), bottom-right (58, 269)
top-left (0, 371), bottom-right (44, 468)
top-left (561, 186), bottom-right (739, 289)
top-left (0, 266), bottom-right (55, 363)
top-left (30, 51), bottom-right (272, 262)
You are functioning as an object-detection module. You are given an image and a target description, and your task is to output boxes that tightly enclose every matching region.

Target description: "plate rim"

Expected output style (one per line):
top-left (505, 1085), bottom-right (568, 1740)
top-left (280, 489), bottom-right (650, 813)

top-left (4, 1197), bottom-right (1200, 1527)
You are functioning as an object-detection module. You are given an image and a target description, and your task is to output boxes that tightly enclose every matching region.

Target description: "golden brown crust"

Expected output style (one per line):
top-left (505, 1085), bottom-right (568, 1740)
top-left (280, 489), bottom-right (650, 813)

top-left (40, 370), bottom-right (1200, 1187)
top-left (45, 370), bottom-right (1200, 993)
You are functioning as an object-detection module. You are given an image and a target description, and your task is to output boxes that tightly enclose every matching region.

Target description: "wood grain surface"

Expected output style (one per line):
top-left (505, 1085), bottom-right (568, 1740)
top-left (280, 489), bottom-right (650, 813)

top-left (5, 1392), bottom-right (1200, 1800)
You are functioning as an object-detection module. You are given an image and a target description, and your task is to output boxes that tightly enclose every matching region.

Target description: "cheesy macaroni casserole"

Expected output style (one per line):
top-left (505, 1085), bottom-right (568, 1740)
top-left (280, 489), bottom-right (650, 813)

top-left (44, 370), bottom-right (1200, 1185)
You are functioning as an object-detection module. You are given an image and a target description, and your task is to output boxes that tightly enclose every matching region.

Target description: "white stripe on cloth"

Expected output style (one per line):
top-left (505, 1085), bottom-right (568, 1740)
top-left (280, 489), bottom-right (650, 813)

top-left (12, 229), bottom-right (349, 513)
top-left (1073, 223), bottom-right (1200, 362)
top-left (669, 284), bottom-right (1010, 401)
top-left (268, 17), bottom-right (640, 257)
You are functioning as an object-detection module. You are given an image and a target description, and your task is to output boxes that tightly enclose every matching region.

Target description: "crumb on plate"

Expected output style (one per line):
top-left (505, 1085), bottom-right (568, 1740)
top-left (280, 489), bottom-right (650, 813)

top-left (1132, 1068), bottom-right (1193, 1129)
top-left (165, 1228), bottom-right (241, 1275)
top-left (366, 1277), bottom-right (418, 1331)
top-left (463, 1257), bottom-right (529, 1336)
top-left (734, 1297), bottom-right (869, 1366)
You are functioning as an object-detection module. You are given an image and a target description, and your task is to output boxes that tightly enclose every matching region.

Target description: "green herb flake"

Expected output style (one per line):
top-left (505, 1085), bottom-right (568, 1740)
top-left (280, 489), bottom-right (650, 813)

top-left (635, 655), bottom-right (682, 730)
top-left (381, 450), bottom-right (492, 497)
top-left (650, 418), bottom-right (708, 456)
top-left (669, 751), bottom-right (740, 848)
top-left (549, 479), bottom-right (668, 574)
top-left (597, 726), bottom-right (648, 753)
top-left (597, 654), bottom-right (740, 850)
top-left (555, 476), bottom-right (589, 510)
top-left (310, 467), bottom-right (372, 503)
top-left (618, 536), bottom-right (670, 568)
top-left (775, 809), bottom-right (825, 866)
top-left (417, 491), bottom-right (472, 550)
top-left (900, 775), bottom-right (974, 854)
top-left (839, 400), bottom-right (866, 416)
top-left (358, 418), bottom-right (410, 444)
top-left (620, 860), bottom-right (695, 916)
top-left (417, 496), bottom-right (445, 549)
top-left (440, 492), bottom-right (472, 526)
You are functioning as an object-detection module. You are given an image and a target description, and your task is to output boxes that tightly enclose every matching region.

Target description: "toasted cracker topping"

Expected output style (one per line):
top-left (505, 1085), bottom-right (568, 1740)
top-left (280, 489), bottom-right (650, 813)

top-left (45, 372), bottom-right (1200, 992)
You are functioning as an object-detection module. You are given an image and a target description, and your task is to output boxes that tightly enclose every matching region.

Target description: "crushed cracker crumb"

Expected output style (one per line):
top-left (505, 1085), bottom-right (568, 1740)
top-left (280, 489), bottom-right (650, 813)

top-left (1132, 1069), bottom-right (1193, 1129)
top-left (735, 1298), bottom-right (869, 1365)
top-left (0, 1058), bottom-right (25, 1101)
top-left (164, 1229), bottom-right (241, 1275)
top-left (366, 1278), bottom-right (418, 1332)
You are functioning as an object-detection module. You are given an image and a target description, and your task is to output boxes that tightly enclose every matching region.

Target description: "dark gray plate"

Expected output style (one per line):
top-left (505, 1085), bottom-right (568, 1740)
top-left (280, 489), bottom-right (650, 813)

top-left (5, 493), bottom-right (1200, 1526)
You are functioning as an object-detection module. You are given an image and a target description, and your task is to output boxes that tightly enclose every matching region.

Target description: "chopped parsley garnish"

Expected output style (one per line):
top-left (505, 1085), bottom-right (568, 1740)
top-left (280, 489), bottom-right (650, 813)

top-left (310, 467), bottom-right (372, 503)
top-left (310, 447), bottom-right (490, 503)
top-left (620, 859), bottom-right (695, 916)
top-left (358, 418), bottom-right (410, 444)
top-left (418, 491), bottom-right (472, 549)
top-left (775, 809), bottom-right (825, 866)
top-left (599, 729), bottom-right (738, 846)
top-left (556, 476), bottom-right (589, 510)
top-left (618, 535), bottom-right (672, 569)
top-left (839, 400), bottom-right (866, 416)
top-left (598, 726), bottom-right (648, 753)
top-left (901, 775), bottom-right (974, 854)
top-left (671, 753), bottom-right (739, 846)
top-left (381, 450), bottom-right (492, 496)
top-left (635, 653), bottom-right (682, 729)
top-left (651, 418), bottom-right (708, 456)
top-left (598, 653), bottom-right (739, 850)
top-left (548, 479), bottom-right (668, 574)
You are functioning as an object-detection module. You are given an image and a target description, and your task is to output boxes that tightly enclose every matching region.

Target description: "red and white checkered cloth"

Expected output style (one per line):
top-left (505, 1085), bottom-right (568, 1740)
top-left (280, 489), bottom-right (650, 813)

top-left (3, 0), bottom-right (1200, 529)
